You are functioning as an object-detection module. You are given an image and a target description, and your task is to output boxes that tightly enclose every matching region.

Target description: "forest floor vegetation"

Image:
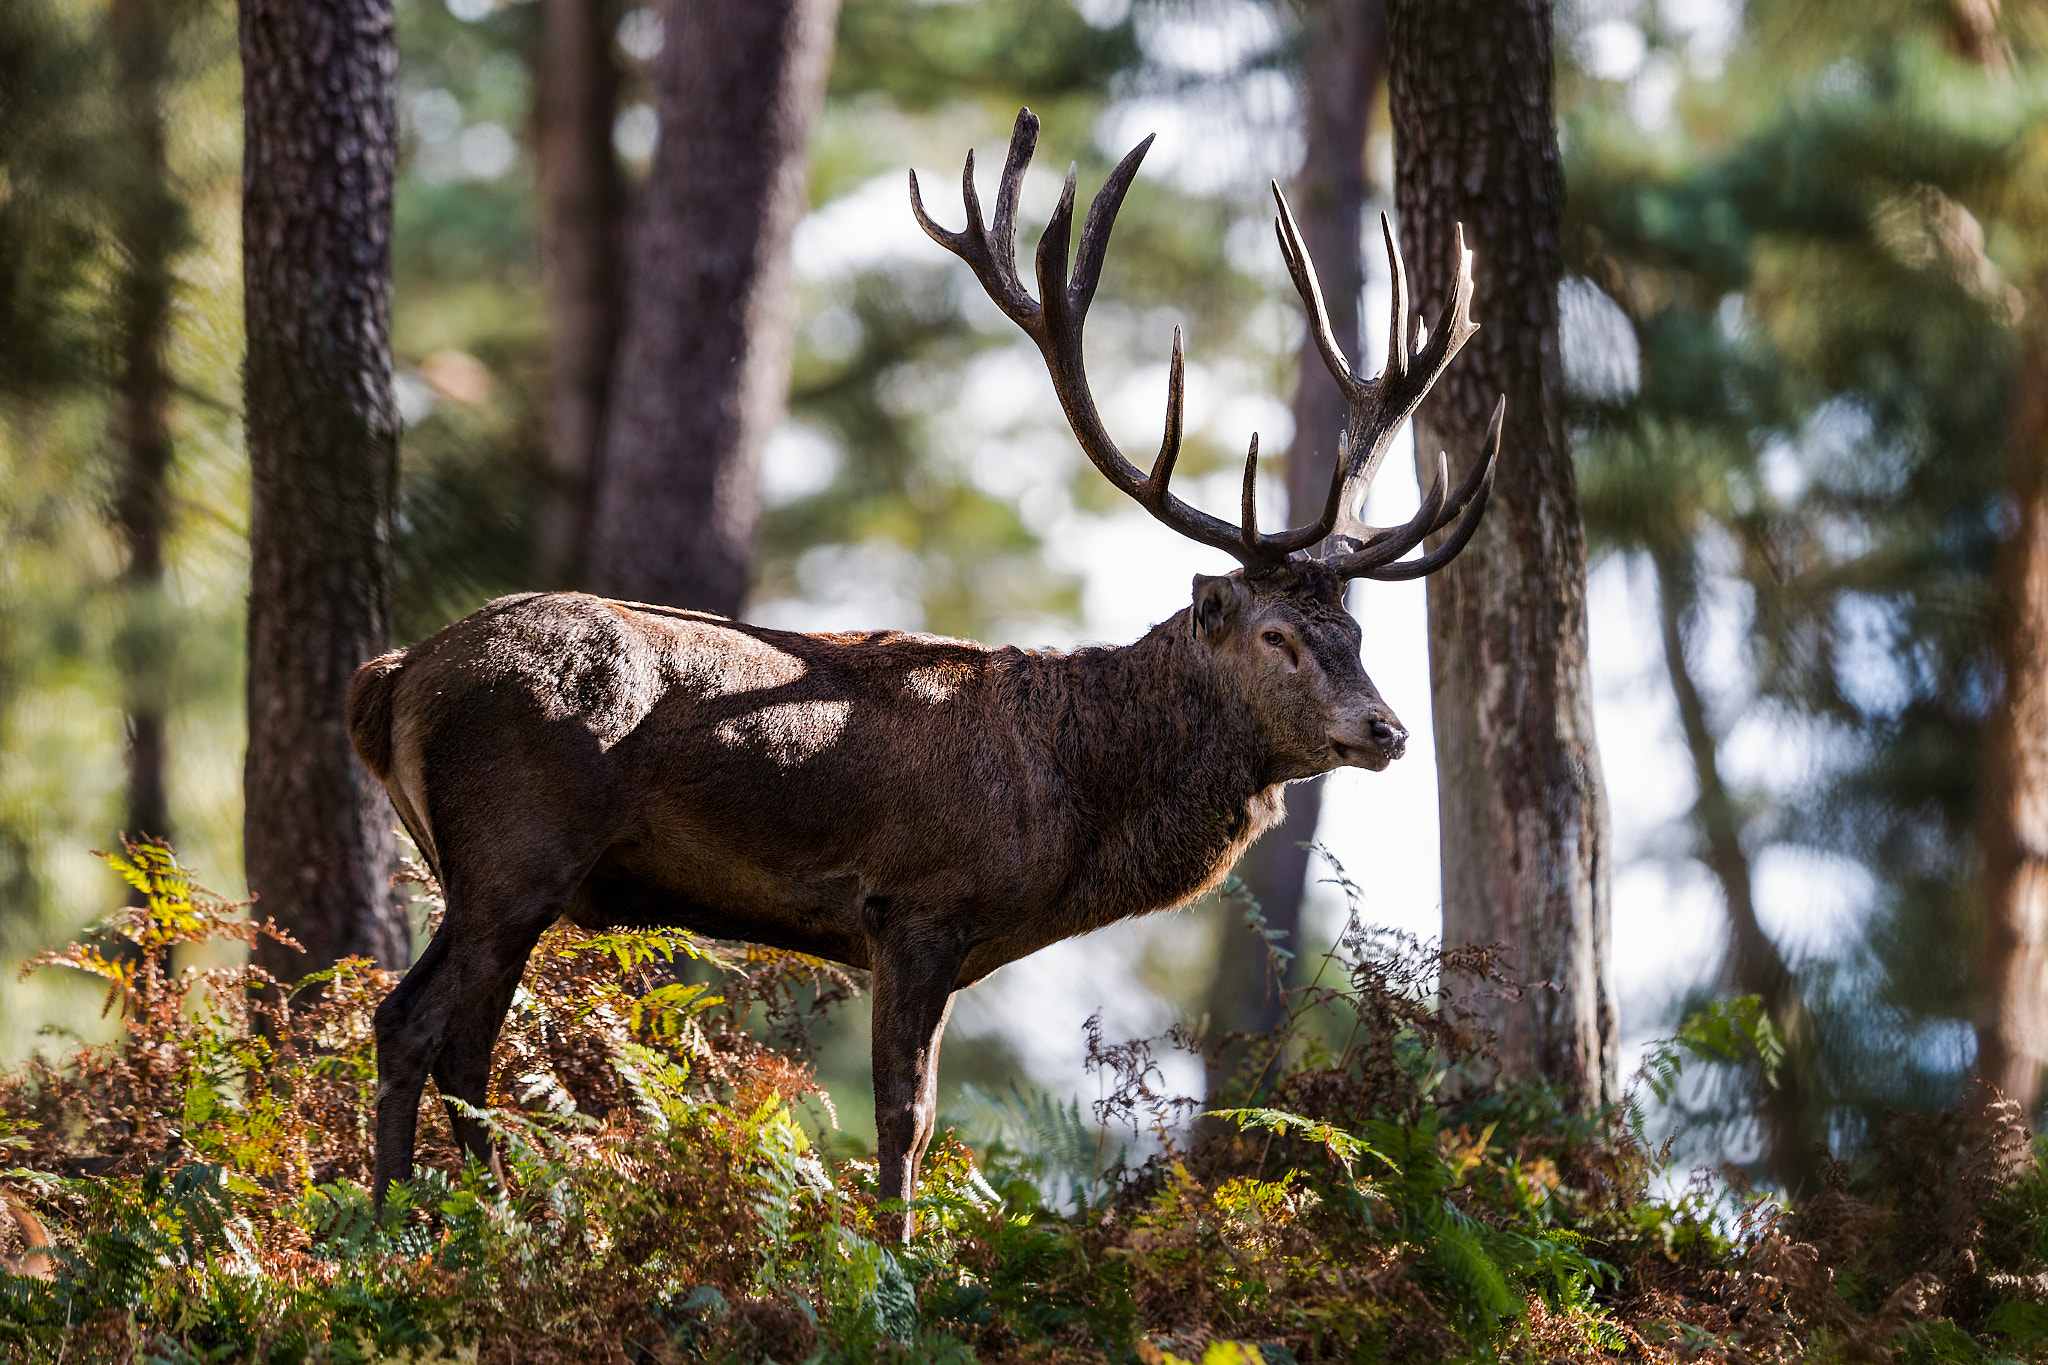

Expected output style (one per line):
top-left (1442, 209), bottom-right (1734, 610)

top-left (2, 842), bottom-right (2046, 1363)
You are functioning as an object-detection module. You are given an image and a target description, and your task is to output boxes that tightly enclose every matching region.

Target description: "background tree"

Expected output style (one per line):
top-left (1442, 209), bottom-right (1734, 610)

top-left (108, 0), bottom-right (203, 859)
top-left (533, 0), bottom-right (624, 589)
top-left (585, 0), bottom-right (841, 614)
top-left (1979, 322), bottom-right (2048, 1111)
top-left (240, 0), bottom-right (409, 976)
top-left (1574, 396), bottom-right (1826, 1190)
top-left (1961, 1), bottom-right (2048, 1116)
top-left (1390, 0), bottom-right (1617, 1104)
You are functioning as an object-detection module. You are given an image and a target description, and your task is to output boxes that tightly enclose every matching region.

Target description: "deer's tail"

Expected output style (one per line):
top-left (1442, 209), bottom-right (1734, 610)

top-left (348, 649), bottom-right (409, 783)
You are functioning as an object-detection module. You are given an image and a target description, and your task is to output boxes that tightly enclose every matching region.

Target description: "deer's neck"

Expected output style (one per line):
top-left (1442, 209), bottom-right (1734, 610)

top-left (1000, 615), bottom-right (1286, 932)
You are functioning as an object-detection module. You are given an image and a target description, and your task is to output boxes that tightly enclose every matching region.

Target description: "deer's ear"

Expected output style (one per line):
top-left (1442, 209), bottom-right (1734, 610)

top-left (1191, 574), bottom-right (1240, 643)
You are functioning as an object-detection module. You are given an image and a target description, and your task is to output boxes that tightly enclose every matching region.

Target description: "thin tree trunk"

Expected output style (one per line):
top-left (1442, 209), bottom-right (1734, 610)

top-left (1651, 546), bottom-right (1820, 1192)
top-left (109, 0), bottom-right (182, 847)
top-left (1216, 0), bottom-right (1384, 1053)
top-left (535, 0), bottom-right (624, 588)
top-left (240, 0), bottom-right (409, 978)
top-left (1952, 0), bottom-right (2048, 1119)
top-left (585, 0), bottom-right (839, 614)
top-left (1388, 0), bottom-right (1617, 1105)
top-left (1976, 323), bottom-right (2048, 1112)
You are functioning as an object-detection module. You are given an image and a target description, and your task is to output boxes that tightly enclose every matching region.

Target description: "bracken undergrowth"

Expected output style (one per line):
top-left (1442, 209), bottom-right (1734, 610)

top-left (2, 840), bottom-right (2046, 1364)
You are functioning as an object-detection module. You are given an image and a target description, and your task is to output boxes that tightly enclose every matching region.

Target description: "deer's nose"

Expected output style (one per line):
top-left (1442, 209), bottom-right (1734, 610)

top-left (1370, 716), bottom-right (1407, 755)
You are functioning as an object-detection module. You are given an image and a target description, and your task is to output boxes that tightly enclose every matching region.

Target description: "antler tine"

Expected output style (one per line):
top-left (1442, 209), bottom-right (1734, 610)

top-left (989, 111), bottom-right (1037, 294)
top-left (1340, 213), bottom-right (1462, 489)
top-left (1072, 134), bottom-right (1155, 318)
top-left (1297, 217), bottom-right (1418, 556)
top-left (1335, 423), bottom-right (1495, 556)
top-left (1401, 222), bottom-right (1480, 402)
top-left (1240, 434), bottom-right (1262, 553)
top-left (1035, 164), bottom-right (1081, 346)
top-left (1272, 184), bottom-right (1361, 400)
top-left (908, 109), bottom-right (1044, 327)
top-left (1142, 328), bottom-right (1189, 495)
top-left (1423, 423), bottom-right (1494, 533)
top-left (1039, 128), bottom-right (1156, 346)
top-left (1330, 396), bottom-right (1504, 581)
top-left (1253, 201), bottom-right (1491, 565)
top-left (1384, 213), bottom-right (1412, 380)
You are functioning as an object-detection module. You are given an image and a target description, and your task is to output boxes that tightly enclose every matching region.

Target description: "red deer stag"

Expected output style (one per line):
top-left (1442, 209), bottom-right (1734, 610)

top-left (351, 108), bottom-right (1502, 1232)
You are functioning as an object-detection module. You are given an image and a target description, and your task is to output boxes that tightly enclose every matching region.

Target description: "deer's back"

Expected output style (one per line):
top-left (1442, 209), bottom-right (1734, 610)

top-left (374, 593), bottom-right (1061, 970)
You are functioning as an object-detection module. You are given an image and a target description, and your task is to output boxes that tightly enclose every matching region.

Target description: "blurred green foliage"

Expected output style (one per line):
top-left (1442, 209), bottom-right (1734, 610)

top-left (1565, 0), bottom-right (2047, 1160)
top-left (0, 0), bottom-right (246, 1063)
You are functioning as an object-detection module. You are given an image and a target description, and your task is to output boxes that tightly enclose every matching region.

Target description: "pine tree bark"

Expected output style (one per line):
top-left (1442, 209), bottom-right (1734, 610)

top-left (109, 0), bottom-right (183, 848)
top-left (1388, 0), bottom-right (1616, 1104)
top-left (535, 0), bottom-right (624, 588)
top-left (1976, 323), bottom-right (2048, 1112)
top-left (585, 0), bottom-right (839, 614)
top-left (1651, 546), bottom-right (1821, 1191)
top-left (1216, 0), bottom-right (1384, 1049)
top-left (240, 0), bottom-right (409, 977)
top-left (1952, 0), bottom-right (2048, 1118)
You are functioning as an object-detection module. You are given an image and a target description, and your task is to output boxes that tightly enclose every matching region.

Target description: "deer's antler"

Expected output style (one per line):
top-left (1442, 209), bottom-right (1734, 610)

top-left (910, 107), bottom-right (1502, 581)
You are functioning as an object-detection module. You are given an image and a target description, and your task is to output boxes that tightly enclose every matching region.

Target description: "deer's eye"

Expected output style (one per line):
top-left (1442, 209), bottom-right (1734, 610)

top-left (1262, 630), bottom-right (1287, 649)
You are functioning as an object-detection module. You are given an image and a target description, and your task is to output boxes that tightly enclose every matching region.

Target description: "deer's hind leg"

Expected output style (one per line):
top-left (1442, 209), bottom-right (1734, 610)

top-left (431, 972), bottom-right (521, 1180)
top-left (372, 842), bottom-right (588, 1207)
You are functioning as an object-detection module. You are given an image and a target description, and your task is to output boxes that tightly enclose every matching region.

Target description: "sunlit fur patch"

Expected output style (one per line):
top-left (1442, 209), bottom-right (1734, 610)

top-left (712, 699), bottom-right (852, 768)
top-left (904, 662), bottom-right (973, 704)
top-left (668, 629), bottom-right (807, 696)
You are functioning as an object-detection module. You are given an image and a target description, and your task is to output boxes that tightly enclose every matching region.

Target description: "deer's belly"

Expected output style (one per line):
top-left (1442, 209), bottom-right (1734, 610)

top-left (565, 843), bottom-right (872, 969)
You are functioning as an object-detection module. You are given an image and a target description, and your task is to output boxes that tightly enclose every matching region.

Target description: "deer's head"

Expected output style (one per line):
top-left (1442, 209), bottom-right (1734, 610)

top-left (1187, 558), bottom-right (1401, 781)
top-left (912, 109), bottom-right (1504, 784)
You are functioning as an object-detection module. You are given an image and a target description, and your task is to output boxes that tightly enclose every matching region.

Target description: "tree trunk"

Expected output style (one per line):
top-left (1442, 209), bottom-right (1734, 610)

top-left (1215, 0), bottom-right (1384, 1053)
top-left (1388, 0), bottom-right (1616, 1105)
top-left (240, 0), bottom-right (409, 978)
top-left (1976, 323), bottom-right (2048, 1112)
top-left (1651, 546), bottom-right (1821, 1192)
top-left (585, 0), bottom-right (840, 614)
top-left (535, 0), bottom-right (624, 589)
top-left (1955, 0), bottom-right (2048, 1119)
top-left (108, 0), bottom-right (183, 848)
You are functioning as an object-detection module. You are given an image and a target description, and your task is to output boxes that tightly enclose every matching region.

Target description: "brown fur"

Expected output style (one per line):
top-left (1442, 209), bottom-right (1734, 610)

top-left (353, 563), bottom-right (1407, 1231)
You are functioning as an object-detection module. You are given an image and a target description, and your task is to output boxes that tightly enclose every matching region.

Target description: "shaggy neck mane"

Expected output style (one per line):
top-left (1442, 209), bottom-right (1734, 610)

top-left (997, 612), bottom-right (1278, 902)
top-left (1044, 616), bottom-right (1261, 790)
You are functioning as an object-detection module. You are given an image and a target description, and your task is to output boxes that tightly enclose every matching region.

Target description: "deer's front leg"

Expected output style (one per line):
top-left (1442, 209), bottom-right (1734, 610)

top-left (867, 919), bottom-right (963, 1240)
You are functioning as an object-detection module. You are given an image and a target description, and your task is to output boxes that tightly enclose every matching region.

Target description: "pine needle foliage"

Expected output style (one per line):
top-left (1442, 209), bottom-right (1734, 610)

top-left (3, 841), bottom-right (2048, 1362)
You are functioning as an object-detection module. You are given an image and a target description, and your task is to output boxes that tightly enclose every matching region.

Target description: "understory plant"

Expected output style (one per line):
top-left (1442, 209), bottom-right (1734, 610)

top-left (2, 840), bottom-right (2046, 1363)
